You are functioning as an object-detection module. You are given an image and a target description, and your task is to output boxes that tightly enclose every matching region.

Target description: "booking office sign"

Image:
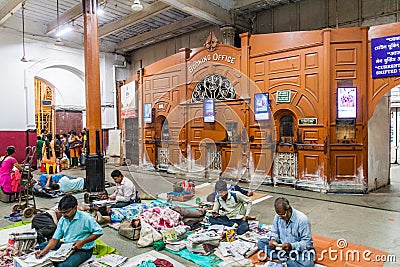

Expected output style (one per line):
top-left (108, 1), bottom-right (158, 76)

top-left (136, 61), bottom-right (276, 196)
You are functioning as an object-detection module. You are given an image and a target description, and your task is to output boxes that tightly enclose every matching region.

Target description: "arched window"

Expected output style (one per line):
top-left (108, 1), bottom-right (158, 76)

top-left (191, 74), bottom-right (236, 103)
top-left (280, 115), bottom-right (294, 143)
top-left (161, 119), bottom-right (169, 141)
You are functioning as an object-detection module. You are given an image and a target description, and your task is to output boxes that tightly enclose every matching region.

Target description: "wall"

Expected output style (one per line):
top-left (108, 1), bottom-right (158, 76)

top-left (130, 26), bottom-right (220, 72)
top-left (255, 0), bottom-right (399, 34)
top-left (0, 28), bottom-right (121, 161)
top-left (368, 92), bottom-right (391, 190)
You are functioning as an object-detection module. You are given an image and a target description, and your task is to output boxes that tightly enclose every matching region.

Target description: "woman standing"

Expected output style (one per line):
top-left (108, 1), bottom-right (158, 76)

top-left (69, 131), bottom-right (82, 169)
top-left (0, 146), bottom-right (23, 193)
top-left (42, 134), bottom-right (56, 174)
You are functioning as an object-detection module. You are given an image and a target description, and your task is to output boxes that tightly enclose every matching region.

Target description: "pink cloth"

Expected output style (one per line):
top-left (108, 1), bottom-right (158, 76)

top-left (0, 157), bottom-right (17, 193)
top-left (139, 207), bottom-right (183, 231)
top-left (11, 168), bottom-right (22, 193)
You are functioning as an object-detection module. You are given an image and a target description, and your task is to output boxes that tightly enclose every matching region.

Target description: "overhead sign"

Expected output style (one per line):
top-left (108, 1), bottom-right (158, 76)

top-left (276, 90), bottom-right (291, 103)
top-left (371, 34), bottom-right (400, 78)
top-left (299, 118), bottom-right (317, 125)
top-left (121, 81), bottom-right (136, 119)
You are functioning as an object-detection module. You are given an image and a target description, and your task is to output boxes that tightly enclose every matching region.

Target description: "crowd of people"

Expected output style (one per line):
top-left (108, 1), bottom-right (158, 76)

top-left (36, 128), bottom-right (87, 171)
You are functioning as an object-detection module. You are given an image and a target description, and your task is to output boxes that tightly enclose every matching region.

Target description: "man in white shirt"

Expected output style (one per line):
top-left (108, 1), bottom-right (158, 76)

top-left (108, 170), bottom-right (136, 208)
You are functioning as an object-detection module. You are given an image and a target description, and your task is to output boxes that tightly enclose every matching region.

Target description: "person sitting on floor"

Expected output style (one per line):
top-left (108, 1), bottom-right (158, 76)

top-left (207, 179), bottom-right (254, 202)
top-left (35, 195), bottom-right (103, 267)
top-left (209, 180), bottom-right (253, 235)
top-left (103, 170), bottom-right (136, 208)
top-left (257, 197), bottom-right (315, 267)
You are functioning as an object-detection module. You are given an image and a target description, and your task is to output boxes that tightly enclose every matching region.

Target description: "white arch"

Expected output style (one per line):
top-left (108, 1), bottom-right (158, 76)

top-left (24, 58), bottom-right (84, 129)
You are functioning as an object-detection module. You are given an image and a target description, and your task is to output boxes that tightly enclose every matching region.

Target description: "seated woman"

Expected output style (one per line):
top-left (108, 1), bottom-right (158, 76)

top-left (0, 146), bottom-right (24, 194)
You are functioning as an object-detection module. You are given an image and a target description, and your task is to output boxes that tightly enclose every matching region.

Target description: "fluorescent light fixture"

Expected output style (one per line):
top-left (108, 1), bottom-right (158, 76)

top-left (56, 25), bottom-right (73, 37)
top-left (97, 8), bottom-right (104, 16)
top-left (55, 37), bottom-right (64, 46)
top-left (131, 0), bottom-right (143, 11)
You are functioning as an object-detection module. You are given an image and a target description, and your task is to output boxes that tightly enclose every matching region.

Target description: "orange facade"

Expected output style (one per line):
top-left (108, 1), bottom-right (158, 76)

top-left (137, 23), bottom-right (400, 193)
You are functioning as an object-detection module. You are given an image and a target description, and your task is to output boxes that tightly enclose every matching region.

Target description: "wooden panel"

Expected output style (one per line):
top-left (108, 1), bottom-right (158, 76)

top-left (153, 92), bottom-right (170, 101)
top-left (303, 154), bottom-right (319, 177)
top-left (145, 80), bottom-right (151, 90)
top-left (144, 130), bottom-right (153, 139)
top-left (144, 93), bottom-right (152, 103)
top-left (255, 80), bottom-right (265, 91)
top-left (252, 149), bottom-right (271, 173)
top-left (153, 77), bottom-right (170, 89)
top-left (171, 90), bottom-right (180, 103)
top-left (305, 73), bottom-right (319, 101)
top-left (295, 94), bottom-right (318, 117)
top-left (303, 130), bottom-right (319, 141)
top-left (335, 155), bottom-right (357, 178)
top-left (269, 55), bottom-right (300, 74)
top-left (305, 52), bottom-right (318, 69)
top-left (335, 48), bottom-right (357, 65)
top-left (254, 61), bottom-right (265, 76)
top-left (335, 70), bottom-right (356, 79)
top-left (269, 75), bottom-right (300, 88)
top-left (193, 129), bottom-right (202, 140)
top-left (145, 145), bottom-right (155, 165)
top-left (172, 75), bottom-right (179, 87)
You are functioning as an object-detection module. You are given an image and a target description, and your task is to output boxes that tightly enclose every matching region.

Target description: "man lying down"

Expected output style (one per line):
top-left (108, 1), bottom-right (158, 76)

top-left (36, 174), bottom-right (85, 193)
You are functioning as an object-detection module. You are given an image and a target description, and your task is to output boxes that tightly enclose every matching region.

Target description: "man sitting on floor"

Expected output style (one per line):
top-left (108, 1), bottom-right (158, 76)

top-left (209, 180), bottom-right (253, 235)
top-left (35, 195), bottom-right (103, 267)
top-left (257, 197), bottom-right (315, 267)
top-left (104, 169), bottom-right (136, 208)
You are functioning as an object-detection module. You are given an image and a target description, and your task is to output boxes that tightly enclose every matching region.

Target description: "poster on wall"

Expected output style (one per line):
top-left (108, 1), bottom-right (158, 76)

top-left (254, 93), bottom-right (270, 120)
top-left (121, 81), bottom-right (136, 119)
top-left (371, 34), bottom-right (400, 78)
top-left (204, 99), bottom-right (215, 123)
top-left (143, 103), bottom-right (152, 123)
top-left (337, 87), bottom-right (357, 118)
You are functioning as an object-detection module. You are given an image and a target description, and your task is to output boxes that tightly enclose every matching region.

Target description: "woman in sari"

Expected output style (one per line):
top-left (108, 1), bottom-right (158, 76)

top-left (0, 146), bottom-right (23, 193)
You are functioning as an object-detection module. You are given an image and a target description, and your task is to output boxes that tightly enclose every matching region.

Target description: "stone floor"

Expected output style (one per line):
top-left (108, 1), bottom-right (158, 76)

top-left (0, 163), bottom-right (399, 266)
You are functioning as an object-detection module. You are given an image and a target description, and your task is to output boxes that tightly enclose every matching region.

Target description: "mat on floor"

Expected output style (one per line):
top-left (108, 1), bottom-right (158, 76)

top-left (121, 250), bottom-right (186, 267)
top-left (165, 247), bottom-right (221, 267)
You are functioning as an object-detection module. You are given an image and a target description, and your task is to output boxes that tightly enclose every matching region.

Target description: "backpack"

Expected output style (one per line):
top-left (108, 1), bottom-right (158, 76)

top-left (31, 212), bottom-right (57, 244)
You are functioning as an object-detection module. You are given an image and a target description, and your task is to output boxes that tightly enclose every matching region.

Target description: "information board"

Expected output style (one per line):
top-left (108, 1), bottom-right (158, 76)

top-left (371, 34), bottom-right (400, 78)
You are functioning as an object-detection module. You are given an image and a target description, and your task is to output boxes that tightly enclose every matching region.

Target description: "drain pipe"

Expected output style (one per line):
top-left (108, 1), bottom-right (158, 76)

top-left (112, 59), bottom-right (127, 129)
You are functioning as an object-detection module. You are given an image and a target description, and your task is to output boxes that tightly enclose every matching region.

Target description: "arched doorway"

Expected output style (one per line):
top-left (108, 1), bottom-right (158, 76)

top-left (155, 115), bottom-right (170, 171)
top-left (273, 110), bottom-right (298, 184)
top-left (35, 77), bottom-right (55, 135)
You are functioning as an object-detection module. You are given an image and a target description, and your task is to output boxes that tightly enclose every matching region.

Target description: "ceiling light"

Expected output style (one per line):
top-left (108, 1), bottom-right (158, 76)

top-left (131, 0), bottom-right (143, 11)
top-left (55, 37), bottom-right (64, 46)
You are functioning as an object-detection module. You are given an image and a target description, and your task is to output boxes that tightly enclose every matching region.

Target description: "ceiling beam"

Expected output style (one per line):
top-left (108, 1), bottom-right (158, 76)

top-left (117, 16), bottom-right (201, 51)
top-left (99, 1), bottom-right (171, 38)
top-left (160, 0), bottom-right (233, 26)
top-left (46, 3), bottom-right (82, 34)
top-left (0, 0), bottom-right (23, 24)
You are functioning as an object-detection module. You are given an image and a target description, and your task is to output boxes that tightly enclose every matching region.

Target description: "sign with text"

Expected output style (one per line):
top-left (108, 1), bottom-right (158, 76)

top-left (371, 34), bottom-right (400, 78)
top-left (337, 87), bottom-right (357, 119)
top-left (276, 90), bottom-right (291, 103)
top-left (254, 93), bottom-right (270, 121)
top-left (121, 81), bottom-right (136, 119)
top-left (298, 118), bottom-right (317, 125)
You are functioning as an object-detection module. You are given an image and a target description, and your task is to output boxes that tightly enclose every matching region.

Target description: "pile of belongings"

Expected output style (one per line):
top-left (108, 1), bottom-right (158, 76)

top-left (167, 180), bottom-right (195, 202)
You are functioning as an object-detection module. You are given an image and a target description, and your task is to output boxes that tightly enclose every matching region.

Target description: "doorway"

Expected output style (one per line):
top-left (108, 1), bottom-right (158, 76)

top-left (273, 111), bottom-right (298, 184)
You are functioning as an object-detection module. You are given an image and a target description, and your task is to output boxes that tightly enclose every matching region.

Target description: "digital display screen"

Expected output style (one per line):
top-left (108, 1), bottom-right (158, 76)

top-left (143, 103), bottom-right (152, 123)
top-left (337, 87), bottom-right (357, 119)
top-left (204, 99), bottom-right (215, 123)
top-left (254, 93), bottom-right (270, 121)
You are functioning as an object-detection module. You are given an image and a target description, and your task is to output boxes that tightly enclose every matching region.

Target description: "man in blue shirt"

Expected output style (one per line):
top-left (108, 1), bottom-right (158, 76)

top-left (35, 195), bottom-right (103, 267)
top-left (257, 197), bottom-right (315, 267)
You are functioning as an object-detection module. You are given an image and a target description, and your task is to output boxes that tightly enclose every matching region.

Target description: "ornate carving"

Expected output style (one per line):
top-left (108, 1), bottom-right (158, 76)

top-left (207, 149), bottom-right (222, 171)
top-left (273, 152), bottom-right (298, 180)
top-left (191, 74), bottom-right (236, 103)
top-left (205, 31), bottom-right (219, 52)
top-left (157, 147), bottom-right (169, 171)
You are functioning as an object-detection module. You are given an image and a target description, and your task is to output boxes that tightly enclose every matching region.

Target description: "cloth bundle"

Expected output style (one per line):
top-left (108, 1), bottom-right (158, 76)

top-left (139, 207), bottom-right (183, 232)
